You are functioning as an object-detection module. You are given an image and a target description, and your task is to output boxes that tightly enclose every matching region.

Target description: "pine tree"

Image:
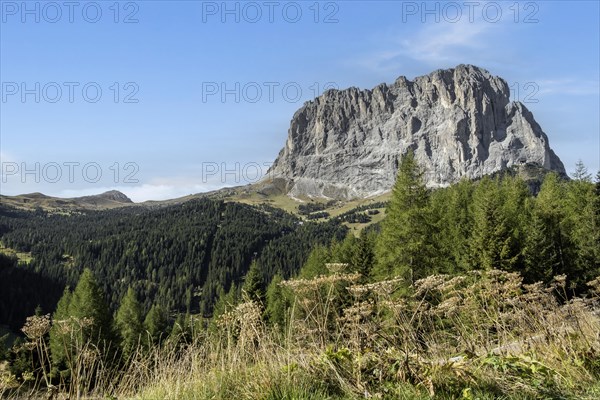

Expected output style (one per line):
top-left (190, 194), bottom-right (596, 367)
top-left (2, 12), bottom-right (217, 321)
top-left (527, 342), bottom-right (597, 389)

top-left (429, 179), bottom-right (474, 274)
top-left (469, 177), bottom-right (520, 271)
top-left (522, 198), bottom-right (556, 282)
top-left (534, 173), bottom-right (570, 277)
top-left (168, 313), bottom-right (194, 345)
top-left (115, 287), bottom-right (143, 359)
top-left (498, 175), bottom-right (530, 270)
top-left (592, 171), bottom-right (600, 273)
top-left (299, 245), bottom-right (331, 278)
top-left (210, 283), bottom-right (239, 331)
top-left (573, 160), bottom-right (592, 182)
top-left (330, 234), bottom-right (357, 266)
top-left (49, 287), bottom-right (72, 371)
top-left (143, 304), bottom-right (169, 345)
top-left (67, 269), bottom-right (114, 352)
top-left (350, 230), bottom-right (375, 279)
top-left (563, 166), bottom-right (599, 286)
top-left (48, 269), bottom-right (114, 380)
top-left (265, 274), bottom-right (290, 329)
top-left (242, 260), bottom-right (264, 302)
top-left (373, 150), bottom-right (433, 282)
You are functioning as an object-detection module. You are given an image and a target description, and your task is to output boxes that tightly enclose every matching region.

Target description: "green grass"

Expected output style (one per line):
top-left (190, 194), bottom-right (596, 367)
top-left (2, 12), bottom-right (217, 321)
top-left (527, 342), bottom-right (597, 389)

top-left (0, 243), bottom-right (32, 264)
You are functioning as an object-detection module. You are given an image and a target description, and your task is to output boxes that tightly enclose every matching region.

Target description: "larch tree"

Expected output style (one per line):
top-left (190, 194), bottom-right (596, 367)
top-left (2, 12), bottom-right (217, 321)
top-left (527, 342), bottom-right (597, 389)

top-left (49, 287), bottom-right (72, 372)
top-left (469, 177), bottom-right (517, 271)
top-left (143, 303), bottom-right (170, 345)
top-left (242, 260), bottom-right (264, 302)
top-left (373, 149), bottom-right (434, 283)
top-left (115, 286), bottom-right (143, 359)
top-left (67, 268), bottom-right (114, 347)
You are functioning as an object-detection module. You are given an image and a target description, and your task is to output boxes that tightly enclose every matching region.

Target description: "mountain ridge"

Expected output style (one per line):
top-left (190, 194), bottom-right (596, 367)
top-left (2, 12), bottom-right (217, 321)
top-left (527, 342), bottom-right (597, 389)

top-left (0, 190), bottom-right (133, 211)
top-left (267, 64), bottom-right (566, 199)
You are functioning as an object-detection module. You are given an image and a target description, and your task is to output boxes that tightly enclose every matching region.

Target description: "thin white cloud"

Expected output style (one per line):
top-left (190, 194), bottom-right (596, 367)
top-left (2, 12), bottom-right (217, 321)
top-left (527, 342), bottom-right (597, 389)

top-left (536, 79), bottom-right (600, 96)
top-left (355, 19), bottom-right (494, 75)
top-left (399, 21), bottom-right (489, 65)
top-left (53, 165), bottom-right (273, 202)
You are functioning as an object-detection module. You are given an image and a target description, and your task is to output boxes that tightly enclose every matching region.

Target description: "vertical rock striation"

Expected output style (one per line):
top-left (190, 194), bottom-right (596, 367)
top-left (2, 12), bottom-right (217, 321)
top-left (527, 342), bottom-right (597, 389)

top-left (268, 65), bottom-right (565, 199)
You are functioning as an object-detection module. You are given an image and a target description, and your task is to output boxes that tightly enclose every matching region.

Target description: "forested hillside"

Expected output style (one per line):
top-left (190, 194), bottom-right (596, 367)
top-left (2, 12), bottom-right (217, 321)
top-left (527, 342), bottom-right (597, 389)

top-left (302, 156), bottom-right (600, 291)
top-left (0, 199), bottom-right (347, 331)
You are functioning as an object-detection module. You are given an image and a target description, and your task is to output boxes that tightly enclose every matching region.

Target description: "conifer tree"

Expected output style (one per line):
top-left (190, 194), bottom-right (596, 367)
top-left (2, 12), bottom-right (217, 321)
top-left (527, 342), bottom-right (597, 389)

top-left (522, 198), bottom-right (556, 282)
top-left (67, 268), bottom-right (113, 348)
top-left (299, 245), bottom-right (331, 278)
top-left (563, 164), bottom-right (599, 285)
top-left (573, 160), bottom-right (592, 182)
top-left (373, 150), bottom-right (433, 282)
top-left (265, 274), bottom-right (290, 329)
top-left (115, 287), bottom-right (143, 358)
top-left (330, 234), bottom-right (357, 266)
top-left (530, 173), bottom-right (569, 278)
top-left (242, 260), bottom-right (264, 302)
top-left (49, 287), bottom-right (72, 370)
top-left (211, 283), bottom-right (238, 323)
top-left (48, 269), bottom-right (114, 379)
top-left (595, 171), bottom-right (600, 258)
top-left (498, 175), bottom-right (530, 270)
top-left (429, 179), bottom-right (474, 274)
top-left (469, 177), bottom-right (518, 270)
top-left (143, 304), bottom-right (169, 345)
top-left (350, 230), bottom-right (375, 279)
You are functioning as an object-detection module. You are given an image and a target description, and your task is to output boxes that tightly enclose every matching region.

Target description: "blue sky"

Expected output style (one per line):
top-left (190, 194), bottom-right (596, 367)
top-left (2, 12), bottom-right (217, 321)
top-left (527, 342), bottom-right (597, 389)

top-left (0, 0), bottom-right (598, 201)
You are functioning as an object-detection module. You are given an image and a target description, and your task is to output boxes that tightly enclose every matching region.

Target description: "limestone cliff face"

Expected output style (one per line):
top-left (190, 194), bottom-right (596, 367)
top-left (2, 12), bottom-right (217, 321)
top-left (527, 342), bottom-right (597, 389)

top-left (268, 65), bottom-right (565, 199)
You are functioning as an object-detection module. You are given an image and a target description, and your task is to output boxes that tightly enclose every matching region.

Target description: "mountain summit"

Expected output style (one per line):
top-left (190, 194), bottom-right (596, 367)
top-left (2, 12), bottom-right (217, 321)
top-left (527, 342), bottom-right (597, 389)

top-left (267, 65), bottom-right (565, 199)
top-left (82, 190), bottom-right (133, 204)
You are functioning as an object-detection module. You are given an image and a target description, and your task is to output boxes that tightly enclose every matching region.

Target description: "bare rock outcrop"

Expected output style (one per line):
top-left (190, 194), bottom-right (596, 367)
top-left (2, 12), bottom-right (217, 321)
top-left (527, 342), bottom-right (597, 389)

top-left (268, 65), bottom-right (565, 199)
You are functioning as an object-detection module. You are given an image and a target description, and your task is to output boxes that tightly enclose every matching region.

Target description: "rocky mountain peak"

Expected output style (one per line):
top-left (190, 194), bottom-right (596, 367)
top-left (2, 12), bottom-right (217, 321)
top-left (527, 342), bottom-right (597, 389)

top-left (96, 190), bottom-right (133, 203)
top-left (267, 65), bottom-right (565, 199)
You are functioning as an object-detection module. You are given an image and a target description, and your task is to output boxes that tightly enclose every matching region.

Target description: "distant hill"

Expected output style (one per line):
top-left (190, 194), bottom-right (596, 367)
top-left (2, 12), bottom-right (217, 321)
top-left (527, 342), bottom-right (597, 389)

top-left (0, 190), bottom-right (133, 211)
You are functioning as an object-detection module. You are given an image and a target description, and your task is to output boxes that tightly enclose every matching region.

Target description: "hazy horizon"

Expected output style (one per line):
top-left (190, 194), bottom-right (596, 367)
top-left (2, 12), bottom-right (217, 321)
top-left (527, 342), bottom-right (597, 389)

top-left (1, 1), bottom-right (598, 202)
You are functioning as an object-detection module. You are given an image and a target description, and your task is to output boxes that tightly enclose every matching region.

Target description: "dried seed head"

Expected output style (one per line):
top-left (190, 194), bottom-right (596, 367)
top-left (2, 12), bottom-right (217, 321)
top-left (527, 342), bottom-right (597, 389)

top-left (22, 314), bottom-right (51, 339)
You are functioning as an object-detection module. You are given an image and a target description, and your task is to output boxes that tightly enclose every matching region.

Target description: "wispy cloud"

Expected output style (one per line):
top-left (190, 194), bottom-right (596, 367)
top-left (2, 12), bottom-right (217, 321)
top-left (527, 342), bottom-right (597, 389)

top-left (355, 19), bottom-right (494, 75)
top-left (536, 79), bottom-right (600, 96)
top-left (399, 21), bottom-right (489, 65)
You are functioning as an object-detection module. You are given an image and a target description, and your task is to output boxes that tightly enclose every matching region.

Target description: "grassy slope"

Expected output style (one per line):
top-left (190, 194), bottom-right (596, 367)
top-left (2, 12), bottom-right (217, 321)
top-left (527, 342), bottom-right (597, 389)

top-left (123, 271), bottom-right (600, 400)
top-left (0, 243), bottom-right (32, 264)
